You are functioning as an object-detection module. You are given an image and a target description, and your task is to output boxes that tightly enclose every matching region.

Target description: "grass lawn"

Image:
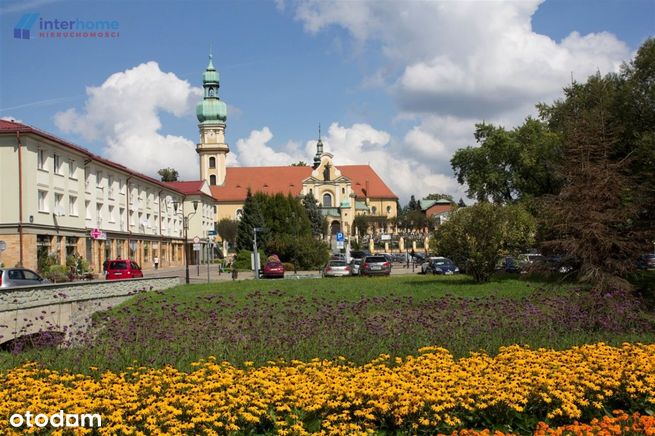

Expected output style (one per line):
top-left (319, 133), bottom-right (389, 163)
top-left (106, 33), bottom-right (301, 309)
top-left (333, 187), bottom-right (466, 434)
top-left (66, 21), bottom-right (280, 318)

top-left (1, 274), bottom-right (654, 373)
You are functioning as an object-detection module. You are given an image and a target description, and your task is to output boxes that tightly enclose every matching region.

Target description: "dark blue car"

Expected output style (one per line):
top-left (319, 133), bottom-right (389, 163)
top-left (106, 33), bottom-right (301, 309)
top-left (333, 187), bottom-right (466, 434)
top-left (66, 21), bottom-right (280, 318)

top-left (429, 258), bottom-right (460, 275)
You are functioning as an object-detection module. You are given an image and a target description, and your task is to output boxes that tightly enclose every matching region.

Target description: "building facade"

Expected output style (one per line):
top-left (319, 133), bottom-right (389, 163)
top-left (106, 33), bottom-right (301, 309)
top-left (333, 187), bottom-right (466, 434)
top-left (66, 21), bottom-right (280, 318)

top-left (0, 121), bottom-right (212, 272)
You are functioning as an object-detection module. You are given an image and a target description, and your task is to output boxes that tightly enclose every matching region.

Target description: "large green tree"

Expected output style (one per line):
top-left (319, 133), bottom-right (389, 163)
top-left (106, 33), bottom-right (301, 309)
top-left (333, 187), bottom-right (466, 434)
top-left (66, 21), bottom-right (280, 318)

top-left (536, 41), bottom-right (655, 288)
top-left (236, 190), bottom-right (267, 251)
top-left (302, 192), bottom-right (324, 237)
top-left (450, 119), bottom-right (562, 204)
top-left (216, 218), bottom-right (238, 249)
top-left (431, 203), bottom-right (536, 283)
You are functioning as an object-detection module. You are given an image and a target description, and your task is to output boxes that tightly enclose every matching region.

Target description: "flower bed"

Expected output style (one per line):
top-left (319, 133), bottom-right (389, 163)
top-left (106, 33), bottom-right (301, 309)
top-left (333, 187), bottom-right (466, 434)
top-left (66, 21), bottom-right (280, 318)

top-left (2, 343), bottom-right (654, 434)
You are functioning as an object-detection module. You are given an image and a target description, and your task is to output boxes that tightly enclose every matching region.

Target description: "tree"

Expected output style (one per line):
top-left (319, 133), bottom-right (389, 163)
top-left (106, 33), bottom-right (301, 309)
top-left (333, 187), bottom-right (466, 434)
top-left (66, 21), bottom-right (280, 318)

top-left (431, 203), bottom-right (536, 283)
top-left (302, 192), bottom-right (324, 237)
top-left (425, 193), bottom-right (455, 203)
top-left (396, 209), bottom-right (428, 231)
top-left (538, 71), bottom-right (648, 289)
top-left (236, 190), bottom-right (267, 251)
top-left (216, 219), bottom-right (238, 248)
top-left (457, 198), bottom-right (467, 208)
top-left (353, 215), bottom-right (369, 237)
top-left (450, 119), bottom-right (562, 204)
top-left (291, 161), bottom-right (308, 166)
top-left (407, 195), bottom-right (419, 211)
top-left (158, 167), bottom-right (179, 182)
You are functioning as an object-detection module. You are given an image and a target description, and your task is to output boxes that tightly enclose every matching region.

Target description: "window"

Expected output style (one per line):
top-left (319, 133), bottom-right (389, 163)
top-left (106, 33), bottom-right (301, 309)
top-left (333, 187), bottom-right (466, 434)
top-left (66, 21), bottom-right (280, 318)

top-left (119, 208), bottom-right (125, 230)
top-left (96, 203), bottom-right (103, 224)
top-left (68, 159), bottom-right (76, 179)
top-left (65, 237), bottom-right (78, 257)
top-left (85, 200), bottom-right (91, 220)
top-left (96, 171), bottom-right (103, 188)
top-left (235, 209), bottom-right (243, 220)
top-left (209, 157), bottom-right (216, 168)
top-left (323, 193), bottom-right (332, 208)
top-left (210, 175), bottom-right (216, 185)
top-left (54, 193), bottom-right (64, 215)
top-left (371, 206), bottom-right (377, 214)
top-left (53, 154), bottom-right (62, 175)
top-left (69, 195), bottom-right (78, 216)
top-left (119, 178), bottom-right (125, 194)
top-left (38, 190), bottom-right (48, 212)
top-left (85, 167), bottom-right (91, 193)
top-left (386, 205), bottom-right (392, 214)
top-left (37, 149), bottom-right (46, 170)
top-left (342, 187), bottom-right (345, 194)
top-left (109, 205), bottom-right (115, 223)
top-left (108, 175), bottom-right (114, 198)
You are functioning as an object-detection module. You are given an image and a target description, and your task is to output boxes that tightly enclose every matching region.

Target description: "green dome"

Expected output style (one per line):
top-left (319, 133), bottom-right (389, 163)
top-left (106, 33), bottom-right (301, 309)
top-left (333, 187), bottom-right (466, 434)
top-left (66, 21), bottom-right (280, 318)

top-left (196, 53), bottom-right (227, 124)
top-left (196, 99), bottom-right (227, 123)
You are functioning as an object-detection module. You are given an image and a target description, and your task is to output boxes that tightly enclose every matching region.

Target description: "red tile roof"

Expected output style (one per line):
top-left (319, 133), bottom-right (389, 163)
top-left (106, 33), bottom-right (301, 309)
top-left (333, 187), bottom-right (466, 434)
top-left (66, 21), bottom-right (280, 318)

top-left (209, 164), bottom-right (397, 202)
top-left (164, 181), bottom-right (214, 200)
top-left (0, 119), bottom-right (186, 195)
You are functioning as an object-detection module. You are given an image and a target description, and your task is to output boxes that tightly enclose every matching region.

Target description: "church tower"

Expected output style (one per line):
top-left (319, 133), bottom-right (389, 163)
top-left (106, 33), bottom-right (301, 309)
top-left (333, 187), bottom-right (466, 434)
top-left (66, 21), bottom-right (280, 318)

top-left (196, 53), bottom-right (229, 186)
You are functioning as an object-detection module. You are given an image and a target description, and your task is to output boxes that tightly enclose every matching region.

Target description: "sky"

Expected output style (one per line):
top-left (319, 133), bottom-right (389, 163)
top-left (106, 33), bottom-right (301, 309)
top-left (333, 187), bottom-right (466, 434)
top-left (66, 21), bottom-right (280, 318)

top-left (1, 0), bottom-right (653, 205)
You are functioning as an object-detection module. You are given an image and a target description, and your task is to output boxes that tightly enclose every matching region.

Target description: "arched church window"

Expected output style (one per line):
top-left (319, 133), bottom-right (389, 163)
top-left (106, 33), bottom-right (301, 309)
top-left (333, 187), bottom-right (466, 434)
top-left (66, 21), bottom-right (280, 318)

top-left (323, 193), bottom-right (332, 208)
top-left (235, 209), bottom-right (243, 220)
top-left (210, 175), bottom-right (216, 186)
top-left (209, 157), bottom-right (216, 169)
top-left (371, 206), bottom-right (377, 215)
top-left (387, 205), bottom-right (391, 214)
top-left (342, 187), bottom-right (345, 194)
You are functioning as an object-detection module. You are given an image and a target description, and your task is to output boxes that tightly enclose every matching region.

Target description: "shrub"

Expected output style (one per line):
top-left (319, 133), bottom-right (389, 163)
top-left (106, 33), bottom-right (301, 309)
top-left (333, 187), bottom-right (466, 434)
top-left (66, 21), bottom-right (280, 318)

top-left (45, 264), bottom-right (70, 283)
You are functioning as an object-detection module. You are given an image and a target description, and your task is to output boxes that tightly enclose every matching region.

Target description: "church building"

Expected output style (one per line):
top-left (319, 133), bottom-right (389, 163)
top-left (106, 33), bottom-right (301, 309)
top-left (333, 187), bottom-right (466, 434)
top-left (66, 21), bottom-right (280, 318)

top-left (194, 54), bottom-right (399, 238)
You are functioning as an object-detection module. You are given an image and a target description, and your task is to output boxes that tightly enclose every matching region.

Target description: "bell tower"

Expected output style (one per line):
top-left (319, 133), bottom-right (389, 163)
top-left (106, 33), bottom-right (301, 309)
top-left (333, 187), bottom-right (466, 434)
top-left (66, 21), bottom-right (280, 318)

top-left (196, 52), bottom-right (229, 186)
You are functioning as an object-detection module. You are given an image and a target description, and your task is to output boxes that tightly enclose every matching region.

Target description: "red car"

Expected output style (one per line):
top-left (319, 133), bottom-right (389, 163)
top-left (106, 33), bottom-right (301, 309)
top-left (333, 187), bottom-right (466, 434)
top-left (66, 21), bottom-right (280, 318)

top-left (105, 259), bottom-right (143, 280)
top-left (262, 261), bottom-right (284, 279)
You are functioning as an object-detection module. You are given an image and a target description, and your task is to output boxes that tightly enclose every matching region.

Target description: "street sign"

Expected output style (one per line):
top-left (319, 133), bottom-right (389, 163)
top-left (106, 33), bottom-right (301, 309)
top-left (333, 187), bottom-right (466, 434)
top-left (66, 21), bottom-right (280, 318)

top-left (193, 243), bottom-right (202, 251)
top-left (336, 232), bottom-right (344, 241)
top-left (207, 230), bottom-right (216, 236)
top-left (336, 241), bottom-right (344, 249)
top-left (193, 236), bottom-right (200, 244)
top-left (0, 240), bottom-right (5, 252)
top-left (381, 234), bottom-right (391, 241)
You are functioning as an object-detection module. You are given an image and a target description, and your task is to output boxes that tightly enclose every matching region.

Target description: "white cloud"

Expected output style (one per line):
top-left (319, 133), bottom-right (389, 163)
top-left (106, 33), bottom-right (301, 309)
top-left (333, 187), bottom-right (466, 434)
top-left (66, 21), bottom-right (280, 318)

top-left (1, 116), bottom-right (23, 123)
top-left (233, 127), bottom-right (305, 167)
top-left (54, 61), bottom-right (203, 180)
top-left (291, 0), bottom-right (630, 119)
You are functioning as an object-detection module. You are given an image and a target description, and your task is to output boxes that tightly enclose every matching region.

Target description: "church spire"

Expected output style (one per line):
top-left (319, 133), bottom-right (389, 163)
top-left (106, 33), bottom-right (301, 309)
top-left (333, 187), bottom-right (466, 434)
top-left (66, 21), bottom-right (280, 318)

top-left (313, 122), bottom-right (324, 169)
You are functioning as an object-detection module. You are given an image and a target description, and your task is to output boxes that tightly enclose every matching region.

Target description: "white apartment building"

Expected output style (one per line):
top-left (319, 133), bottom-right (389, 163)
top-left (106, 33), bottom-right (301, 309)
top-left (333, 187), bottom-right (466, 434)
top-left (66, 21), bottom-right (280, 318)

top-left (0, 120), bottom-right (215, 273)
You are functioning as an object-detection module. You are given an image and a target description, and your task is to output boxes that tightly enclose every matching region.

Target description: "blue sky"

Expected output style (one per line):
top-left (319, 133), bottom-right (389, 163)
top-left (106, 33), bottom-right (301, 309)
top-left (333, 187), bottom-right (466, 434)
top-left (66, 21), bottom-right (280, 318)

top-left (1, 0), bottom-right (653, 204)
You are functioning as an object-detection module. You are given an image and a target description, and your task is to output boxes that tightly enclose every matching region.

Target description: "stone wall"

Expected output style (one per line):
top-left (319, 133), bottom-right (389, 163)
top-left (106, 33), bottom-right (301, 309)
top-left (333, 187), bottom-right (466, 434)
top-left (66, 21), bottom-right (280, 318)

top-left (0, 276), bottom-right (179, 345)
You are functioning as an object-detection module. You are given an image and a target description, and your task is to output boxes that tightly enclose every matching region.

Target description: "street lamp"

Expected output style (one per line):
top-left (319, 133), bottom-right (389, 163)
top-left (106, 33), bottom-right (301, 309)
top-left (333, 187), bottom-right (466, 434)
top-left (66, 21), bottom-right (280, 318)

top-left (173, 200), bottom-right (198, 284)
top-left (253, 227), bottom-right (264, 279)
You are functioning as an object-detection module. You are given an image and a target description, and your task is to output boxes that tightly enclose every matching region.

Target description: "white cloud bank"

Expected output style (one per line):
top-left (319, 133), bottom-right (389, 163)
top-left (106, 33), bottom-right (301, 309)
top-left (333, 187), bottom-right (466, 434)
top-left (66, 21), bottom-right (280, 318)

top-left (54, 62), bottom-right (203, 180)
top-left (290, 0), bottom-right (633, 201)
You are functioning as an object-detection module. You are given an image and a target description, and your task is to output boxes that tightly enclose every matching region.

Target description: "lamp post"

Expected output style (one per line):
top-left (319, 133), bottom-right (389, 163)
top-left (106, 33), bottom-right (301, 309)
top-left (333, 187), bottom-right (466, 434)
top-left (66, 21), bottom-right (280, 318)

top-left (173, 200), bottom-right (198, 284)
top-left (253, 227), bottom-right (264, 279)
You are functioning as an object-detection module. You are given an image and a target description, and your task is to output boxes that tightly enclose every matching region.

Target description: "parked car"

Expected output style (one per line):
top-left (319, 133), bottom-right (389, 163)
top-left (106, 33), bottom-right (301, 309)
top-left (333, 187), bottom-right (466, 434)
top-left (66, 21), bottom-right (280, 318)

top-left (420, 256), bottom-right (446, 274)
top-left (323, 260), bottom-right (352, 277)
top-left (428, 257), bottom-right (460, 275)
top-left (637, 254), bottom-right (655, 270)
top-left (517, 253), bottom-right (545, 266)
top-left (349, 258), bottom-right (363, 276)
top-left (349, 250), bottom-right (370, 260)
top-left (105, 259), bottom-right (143, 280)
top-left (360, 255), bottom-right (392, 276)
top-left (262, 261), bottom-right (285, 279)
top-left (0, 268), bottom-right (49, 288)
top-left (496, 256), bottom-right (521, 273)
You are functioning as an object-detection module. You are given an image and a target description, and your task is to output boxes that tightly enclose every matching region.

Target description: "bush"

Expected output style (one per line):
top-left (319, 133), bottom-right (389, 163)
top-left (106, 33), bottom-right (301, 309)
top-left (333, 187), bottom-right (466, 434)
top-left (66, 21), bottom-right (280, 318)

top-left (233, 249), bottom-right (265, 271)
top-left (45, 264), bottom-right (70, 283)
top-left (282, 262), bottom-right (295, 272)
top-left (431, 203), bottom-right (535, 282)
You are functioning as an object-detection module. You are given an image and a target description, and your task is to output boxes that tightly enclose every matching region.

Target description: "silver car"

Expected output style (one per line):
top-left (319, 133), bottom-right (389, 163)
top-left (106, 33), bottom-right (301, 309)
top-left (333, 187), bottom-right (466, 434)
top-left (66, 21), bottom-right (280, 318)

top-left (322, 260), bottom-right (352, 277)
top-left (0, 268), bottom-right (49, 288)
top-left (349, 258), bottom-right (362, 275)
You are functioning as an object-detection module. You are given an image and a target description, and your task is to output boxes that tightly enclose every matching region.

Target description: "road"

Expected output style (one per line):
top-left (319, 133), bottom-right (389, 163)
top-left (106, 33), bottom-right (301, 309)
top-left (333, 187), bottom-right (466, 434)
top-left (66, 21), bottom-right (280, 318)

top-left (146, 262), bottom-right (421, 283)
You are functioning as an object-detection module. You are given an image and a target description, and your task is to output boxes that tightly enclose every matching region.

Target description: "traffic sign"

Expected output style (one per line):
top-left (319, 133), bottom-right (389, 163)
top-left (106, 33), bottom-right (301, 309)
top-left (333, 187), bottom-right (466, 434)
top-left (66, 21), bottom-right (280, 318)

top-left (336, 241), bottom-right (344, 249)
top-left (336, 232), bottom-right (344, 241)
top-left (193, 243), bottom-right (202, 251)
top-left (207, 230), bottom-right (216, 236)
top-left (193, 236), bottom-right (200, 244)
